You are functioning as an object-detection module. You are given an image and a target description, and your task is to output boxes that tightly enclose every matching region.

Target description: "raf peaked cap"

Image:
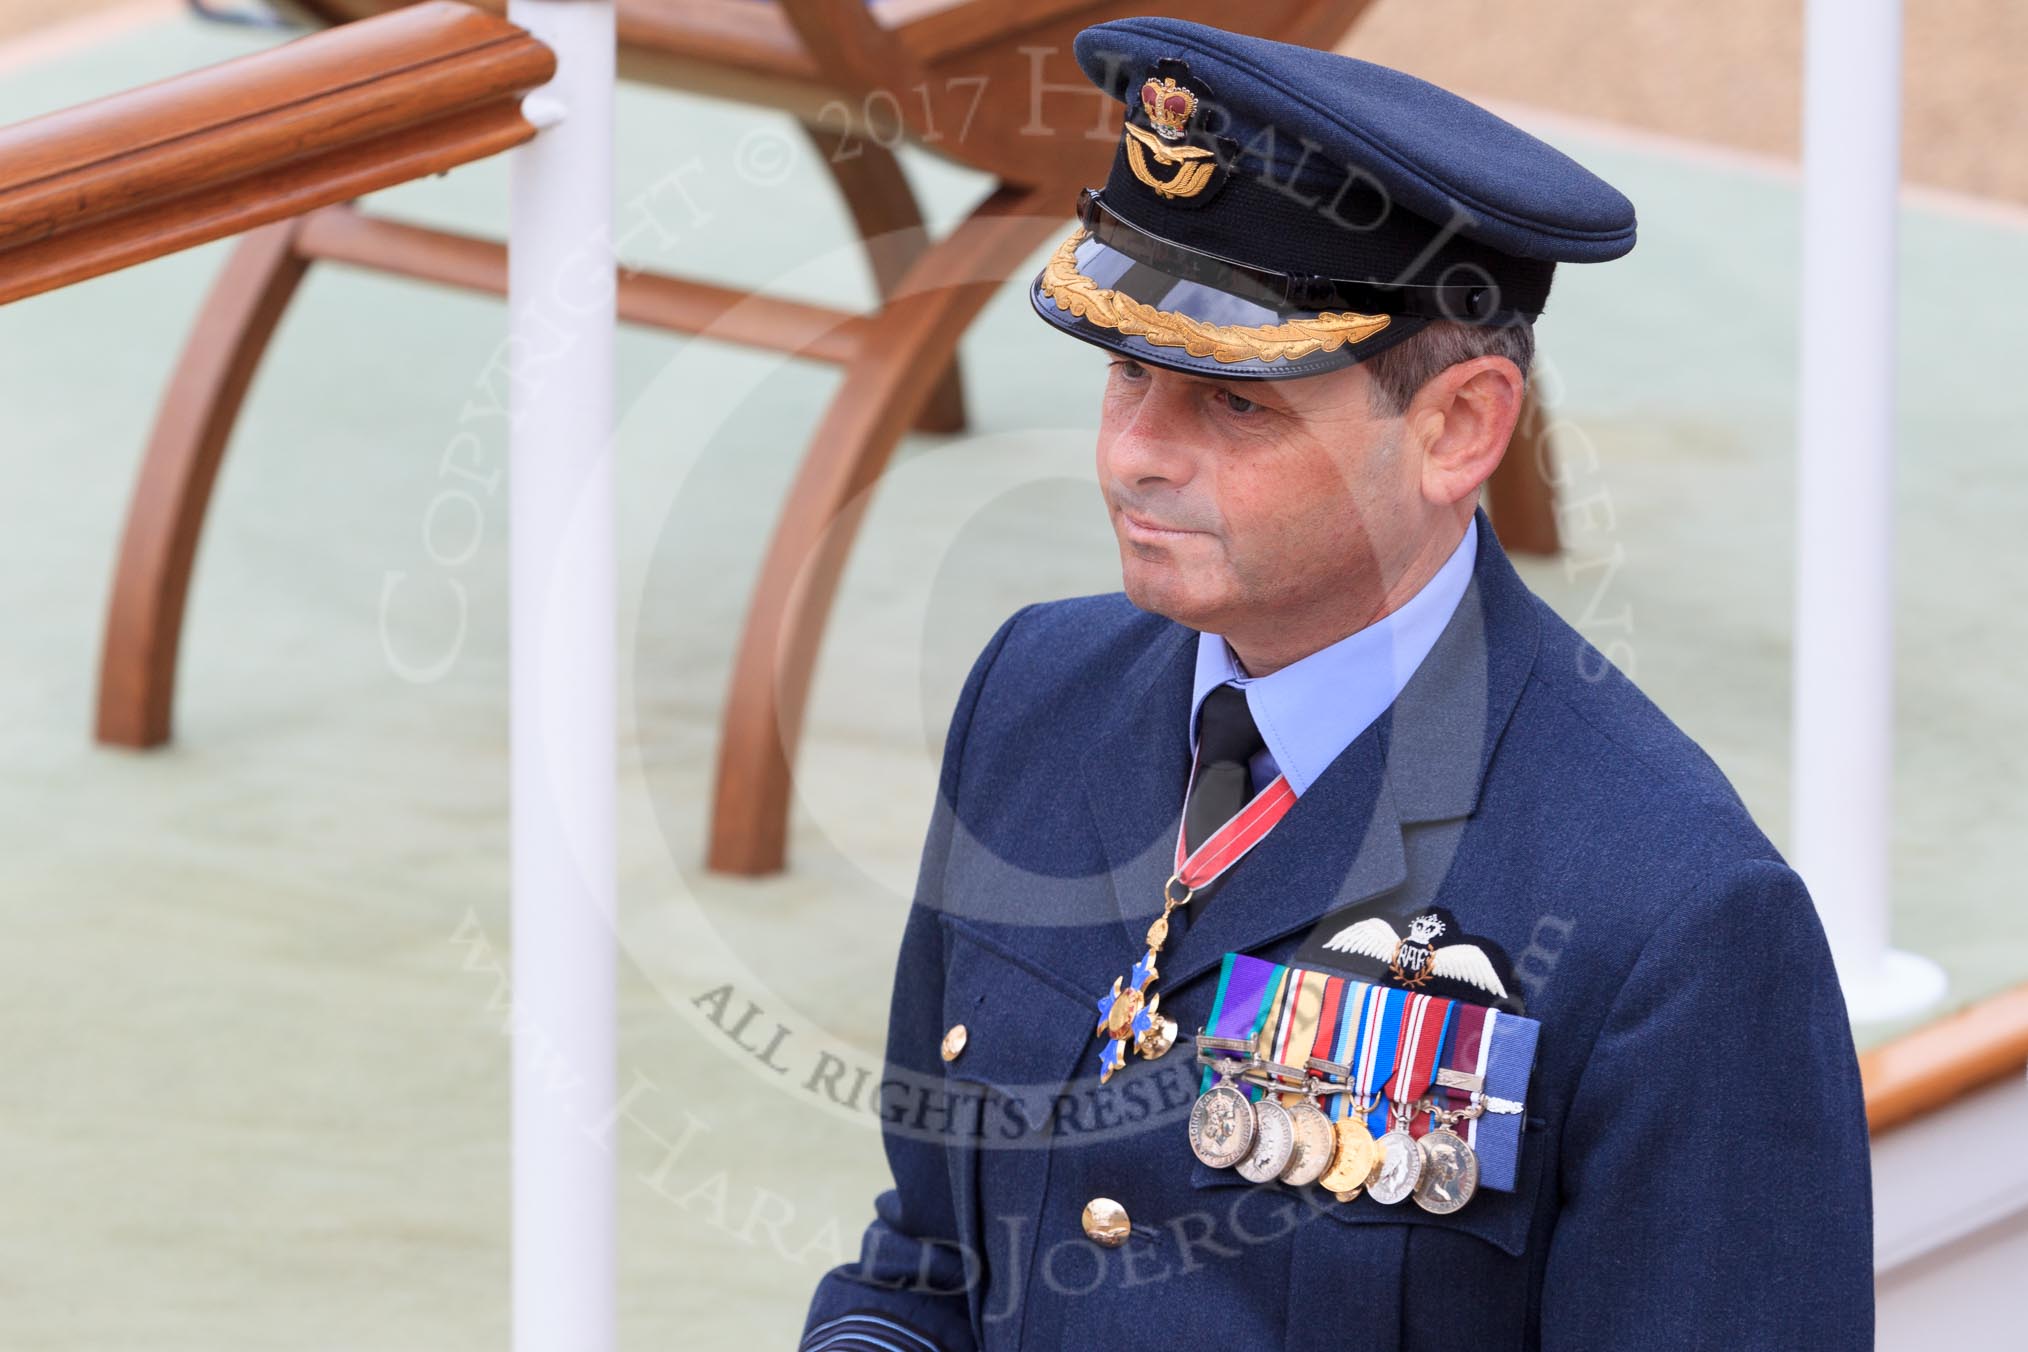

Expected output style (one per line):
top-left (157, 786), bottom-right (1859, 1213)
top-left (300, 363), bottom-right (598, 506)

top-left (1029, 17), bottom-right (1638, 380)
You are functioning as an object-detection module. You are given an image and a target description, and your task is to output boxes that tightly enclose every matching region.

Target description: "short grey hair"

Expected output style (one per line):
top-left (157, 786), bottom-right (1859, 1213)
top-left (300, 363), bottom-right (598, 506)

top-left (1362, 319), bottom-right (1535, 416)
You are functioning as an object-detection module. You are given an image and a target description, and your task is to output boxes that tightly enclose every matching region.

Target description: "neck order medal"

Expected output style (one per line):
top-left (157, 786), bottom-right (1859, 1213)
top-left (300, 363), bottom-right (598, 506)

top-left (1091, 752), bottom-right (1296, 1082)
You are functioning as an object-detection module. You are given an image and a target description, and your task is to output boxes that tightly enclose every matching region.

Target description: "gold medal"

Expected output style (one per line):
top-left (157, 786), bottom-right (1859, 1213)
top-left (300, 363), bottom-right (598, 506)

top-left (1317, 1116), bottom-right (1378, 1196)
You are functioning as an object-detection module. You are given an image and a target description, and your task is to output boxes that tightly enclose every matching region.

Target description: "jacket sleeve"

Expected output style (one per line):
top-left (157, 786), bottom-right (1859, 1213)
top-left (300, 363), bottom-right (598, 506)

top-left (1538, 857), bottom-right (1875, 1350)
top-left (798, 606), bottom-right (1031, 1352)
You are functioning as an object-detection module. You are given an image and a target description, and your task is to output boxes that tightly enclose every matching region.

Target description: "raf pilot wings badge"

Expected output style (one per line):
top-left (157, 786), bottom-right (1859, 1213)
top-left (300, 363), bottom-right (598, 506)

top-left (1325, 912), bottom-right (1509, 1000)
top-left (1292, 903), bottom-right (1527, 1015)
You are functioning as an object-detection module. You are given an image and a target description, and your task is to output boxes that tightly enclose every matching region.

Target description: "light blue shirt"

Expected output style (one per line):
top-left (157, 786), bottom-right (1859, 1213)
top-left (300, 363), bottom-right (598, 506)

top-left (1188, 524), bottom-right (1477, 797)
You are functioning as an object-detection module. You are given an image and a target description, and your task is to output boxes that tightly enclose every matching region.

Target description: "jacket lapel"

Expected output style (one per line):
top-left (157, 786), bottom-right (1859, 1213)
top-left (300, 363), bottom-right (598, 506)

top-left (1076, 510), bottom-right (1541, 995)
top-left (1076, 623), bottom-right (1196, 962)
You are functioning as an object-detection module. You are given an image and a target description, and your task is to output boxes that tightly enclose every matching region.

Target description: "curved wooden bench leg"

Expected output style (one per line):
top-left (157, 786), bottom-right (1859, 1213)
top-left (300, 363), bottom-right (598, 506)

top-left (96, 217), bottom-right (314, 747)
top-left (1486, 386), bottom-right (1560, 556)
top-left (802, 124), bottom-right (966, 435)
top-left (708, 182), bottom-right (1066, 875)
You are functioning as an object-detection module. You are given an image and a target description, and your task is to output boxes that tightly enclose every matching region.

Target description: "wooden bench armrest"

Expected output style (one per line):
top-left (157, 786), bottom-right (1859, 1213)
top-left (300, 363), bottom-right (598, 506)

top-left (0, 0), bottom-right (552, 305)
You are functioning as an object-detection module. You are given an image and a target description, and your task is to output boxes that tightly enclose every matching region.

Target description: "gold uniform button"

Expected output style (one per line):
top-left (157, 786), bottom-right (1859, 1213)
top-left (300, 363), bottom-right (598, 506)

top-left (1081, 1197), bottom-right (1131, 1247)
top-left (940, 1023), bottom-right (968, 1062)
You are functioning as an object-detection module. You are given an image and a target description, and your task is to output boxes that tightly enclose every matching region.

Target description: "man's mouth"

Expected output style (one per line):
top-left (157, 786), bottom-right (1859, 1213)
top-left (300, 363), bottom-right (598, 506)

top-left (1120, 509), bottom-right (1202, 539)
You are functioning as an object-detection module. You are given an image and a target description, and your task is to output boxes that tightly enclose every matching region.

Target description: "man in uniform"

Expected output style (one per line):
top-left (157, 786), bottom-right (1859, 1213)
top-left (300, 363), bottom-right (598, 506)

top-left (800, 18), bottom-right (1872, 1351)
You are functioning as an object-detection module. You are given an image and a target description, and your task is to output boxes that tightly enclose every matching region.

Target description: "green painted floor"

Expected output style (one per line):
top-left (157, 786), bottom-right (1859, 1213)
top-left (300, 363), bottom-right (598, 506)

top-left (2, 13), bottom-right (2024, 1349)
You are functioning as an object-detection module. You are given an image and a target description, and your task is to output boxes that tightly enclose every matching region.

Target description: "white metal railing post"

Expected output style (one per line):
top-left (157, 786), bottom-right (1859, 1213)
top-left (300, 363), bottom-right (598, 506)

top-left (1791, 0), bottom-right (1944, 1023)
top-left (506, 3), bottom-right (618, 1349)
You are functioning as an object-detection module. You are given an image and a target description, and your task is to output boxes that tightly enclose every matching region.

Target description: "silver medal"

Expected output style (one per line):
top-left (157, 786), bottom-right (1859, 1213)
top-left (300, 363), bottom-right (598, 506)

top-left (1236, 1098), bottom-right (1295, 1182)
top-left (1366, 1128), bottom-right (1424, 1205)
top-left (1188, 1081), bottom-right (1256, 1168)
top-left (1412, 1126), bottom-right (1479, 1214)
top-left (1277, 1098), bottom-right (1337, 1187)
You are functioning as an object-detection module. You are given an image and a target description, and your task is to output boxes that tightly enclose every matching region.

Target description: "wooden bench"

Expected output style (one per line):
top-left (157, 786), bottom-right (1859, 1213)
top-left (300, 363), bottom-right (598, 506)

top-left (97, 0), bottom-right (1560, 875)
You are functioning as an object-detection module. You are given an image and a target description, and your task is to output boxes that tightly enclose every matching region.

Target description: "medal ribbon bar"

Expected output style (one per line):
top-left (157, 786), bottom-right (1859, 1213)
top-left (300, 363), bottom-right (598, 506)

top-left (1287, 971), bottom-right (1348, 1106)
top-left (1352, 984), bottom-right (1405, 1135)
top-left (1386, 992), bottom-right (1455, 1132)
top-left (1265, 966), bottom-right (1328, 1101)
top-left (1198, 952), bottom-right (1285, 1097)
top-left (1472, 1009), bottom-right (1540, 1192)
top-left (1319, 980), bottom-right (1372, 1121)
top-left (1411, 997), bottom-right (1459, 1138)
top-left (1435, 1001), bottom-right (1492, 1142)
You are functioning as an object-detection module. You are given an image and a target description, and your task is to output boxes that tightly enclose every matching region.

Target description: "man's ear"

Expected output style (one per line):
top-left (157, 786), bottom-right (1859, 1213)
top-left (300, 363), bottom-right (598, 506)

top-left (1408, 355), bottom-right (1525, 507)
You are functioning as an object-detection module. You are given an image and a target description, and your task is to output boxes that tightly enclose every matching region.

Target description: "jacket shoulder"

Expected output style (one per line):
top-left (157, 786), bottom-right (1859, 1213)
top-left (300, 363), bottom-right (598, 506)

top-left (1509, 595), bottom-right (1778, 863)
top-left (1006, 591), bottom-right (1172, 662)
top-left (969, 591), bottom-right (1180, 717)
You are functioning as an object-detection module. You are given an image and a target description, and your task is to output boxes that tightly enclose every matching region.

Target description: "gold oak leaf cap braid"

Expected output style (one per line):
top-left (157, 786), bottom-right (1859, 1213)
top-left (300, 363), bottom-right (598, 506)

top-left (1038, 230), bottom-right (1391, 366)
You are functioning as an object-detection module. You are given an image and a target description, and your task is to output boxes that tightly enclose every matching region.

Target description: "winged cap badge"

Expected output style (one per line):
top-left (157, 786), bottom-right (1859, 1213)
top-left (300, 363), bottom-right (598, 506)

top-left (1116, 60), bottom-right (1233, 205)
top-left (1322, 912), bottom-right (1511, 1000)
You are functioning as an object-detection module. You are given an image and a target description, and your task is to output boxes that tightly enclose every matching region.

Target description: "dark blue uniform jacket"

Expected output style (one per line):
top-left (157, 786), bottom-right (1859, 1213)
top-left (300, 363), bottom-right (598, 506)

top-left (801, 511), bottom-right (1873, 1351)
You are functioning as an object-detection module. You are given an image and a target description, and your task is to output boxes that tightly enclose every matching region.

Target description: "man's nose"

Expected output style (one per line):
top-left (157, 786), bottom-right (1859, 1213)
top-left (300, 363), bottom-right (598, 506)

top-left (1103, 380), bottom-right (1201, 486)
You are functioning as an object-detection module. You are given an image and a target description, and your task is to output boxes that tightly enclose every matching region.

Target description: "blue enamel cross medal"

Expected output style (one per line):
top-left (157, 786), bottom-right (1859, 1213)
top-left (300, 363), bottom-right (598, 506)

top-left (1090, 759), bottom-right (1299, 1083)
top-left (1095, 950), bottom-right (1175, 1083)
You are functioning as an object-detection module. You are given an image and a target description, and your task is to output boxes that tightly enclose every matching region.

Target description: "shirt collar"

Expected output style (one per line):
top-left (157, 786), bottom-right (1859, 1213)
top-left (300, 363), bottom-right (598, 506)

top-left (1189, 524), bottom-right (1479, 796)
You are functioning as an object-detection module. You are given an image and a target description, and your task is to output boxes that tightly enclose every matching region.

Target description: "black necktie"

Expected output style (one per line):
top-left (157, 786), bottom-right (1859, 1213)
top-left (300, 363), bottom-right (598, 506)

top-left (1184, 684), bottom-right (1267, 856)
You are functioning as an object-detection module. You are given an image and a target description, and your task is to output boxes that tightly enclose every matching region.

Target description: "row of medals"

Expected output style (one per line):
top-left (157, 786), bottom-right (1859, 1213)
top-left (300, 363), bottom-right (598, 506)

top-left (1187, 1034), bottom-right (1482, 1214)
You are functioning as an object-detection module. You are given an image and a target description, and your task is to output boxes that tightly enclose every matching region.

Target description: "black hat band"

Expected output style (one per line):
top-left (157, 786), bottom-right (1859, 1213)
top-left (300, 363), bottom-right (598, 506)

top-left (1077, 189), bottom-right (1523, 325)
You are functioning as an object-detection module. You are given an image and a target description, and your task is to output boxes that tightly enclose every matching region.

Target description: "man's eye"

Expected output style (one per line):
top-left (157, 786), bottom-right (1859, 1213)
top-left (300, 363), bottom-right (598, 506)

top-left (1110, 359), bottom-right (1148, 382)
top-left (1220, 389), bottom-right (1258, 415)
